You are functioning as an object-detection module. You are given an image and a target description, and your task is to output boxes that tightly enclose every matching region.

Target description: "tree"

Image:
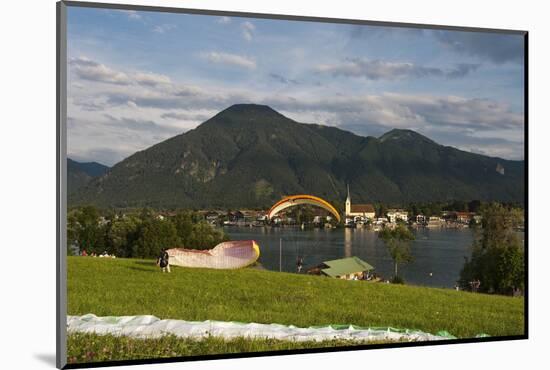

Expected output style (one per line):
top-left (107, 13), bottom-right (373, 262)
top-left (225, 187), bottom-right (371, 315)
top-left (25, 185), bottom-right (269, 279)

top-left (105, 215), bottom-right (141, 257)
top-left (187, 221), bottom-right (229, 250)
top-left (407, 203), bottom-right (420, 218)
top-left (135, 218), bottom-right (181, 258)
top-left (172, 211), bottom-right (194, 247)
top-left (378, 225), bottom-right (415, 281)
top-left (67, 205), bottom-right (105, 254)
top-left (459, 203), bottom-right (524, 295)
top-left (449, 200), bottom-right (468, 212)
top-left (468, 200), bottom-right (482, 213)
top-left (173, 211), bottom-right (230, 250)
top-left (375, 203), bottom-right (387, 218)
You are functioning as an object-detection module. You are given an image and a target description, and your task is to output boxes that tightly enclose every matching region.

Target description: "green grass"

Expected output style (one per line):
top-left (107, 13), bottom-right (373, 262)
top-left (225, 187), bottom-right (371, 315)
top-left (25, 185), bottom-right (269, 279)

top-left (67, 256), bottom-right (524, 363)
top-left (67, 332), bottom-right (392, 364)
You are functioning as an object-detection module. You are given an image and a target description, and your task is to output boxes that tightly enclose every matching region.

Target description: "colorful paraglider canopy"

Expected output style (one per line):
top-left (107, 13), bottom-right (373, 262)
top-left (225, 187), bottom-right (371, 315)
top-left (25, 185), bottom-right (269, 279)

top-left (167, 240), bottom-right (260, 269)
top-left (267, 194), bottom-right (341, 222)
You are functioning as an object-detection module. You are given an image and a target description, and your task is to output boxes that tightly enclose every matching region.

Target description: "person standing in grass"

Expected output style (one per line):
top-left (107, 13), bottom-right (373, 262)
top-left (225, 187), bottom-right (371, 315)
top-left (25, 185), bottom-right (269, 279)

top-left (296, 256), bottom-right (304, 273)
top-left (157, 248), bottom-right (171, 273)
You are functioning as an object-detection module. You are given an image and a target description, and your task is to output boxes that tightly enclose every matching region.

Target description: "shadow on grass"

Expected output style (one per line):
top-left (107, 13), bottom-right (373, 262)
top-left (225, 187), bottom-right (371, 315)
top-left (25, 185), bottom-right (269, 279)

top-left (134, 261), bottom-right (157, 267)
top-left (127, 266), bottom-right (159, 273)
top-left (128, 261), bottom-right (175, 273)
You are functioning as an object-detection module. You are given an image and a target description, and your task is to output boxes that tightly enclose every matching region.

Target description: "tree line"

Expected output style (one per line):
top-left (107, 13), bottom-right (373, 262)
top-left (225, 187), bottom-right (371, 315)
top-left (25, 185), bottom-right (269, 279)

top-left (377, 203), bottom-right (524, 295)
top-left (458, 203), bottom-right (524, 295)
top-left (67, 206), bottom-right (229, 258)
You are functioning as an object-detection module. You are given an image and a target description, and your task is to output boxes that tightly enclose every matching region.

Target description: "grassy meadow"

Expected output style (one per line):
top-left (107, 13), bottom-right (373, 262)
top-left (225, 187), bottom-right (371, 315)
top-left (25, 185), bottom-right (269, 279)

top-left (67, 332), bottom-right (395, 363)
top-left (67, 256), bottom-right (524, 363)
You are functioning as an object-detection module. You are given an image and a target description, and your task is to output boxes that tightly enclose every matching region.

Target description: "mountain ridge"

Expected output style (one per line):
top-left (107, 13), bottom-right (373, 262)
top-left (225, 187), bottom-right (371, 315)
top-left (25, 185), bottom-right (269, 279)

top-left (67, 158), bottom-right (110, 194)
top-left (69, 104), bottom-right (524, 208)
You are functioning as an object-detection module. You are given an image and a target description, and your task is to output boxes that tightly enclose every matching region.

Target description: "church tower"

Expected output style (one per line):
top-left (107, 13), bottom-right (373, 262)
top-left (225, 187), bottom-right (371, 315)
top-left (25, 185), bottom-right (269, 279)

top-left (345, 184), bottom-right (351, 216)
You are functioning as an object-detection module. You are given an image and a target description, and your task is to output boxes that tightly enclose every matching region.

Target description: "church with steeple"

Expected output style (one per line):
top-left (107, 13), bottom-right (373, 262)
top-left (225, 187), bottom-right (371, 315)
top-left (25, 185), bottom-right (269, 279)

top-left (345, 185), bottom-right (375, 220)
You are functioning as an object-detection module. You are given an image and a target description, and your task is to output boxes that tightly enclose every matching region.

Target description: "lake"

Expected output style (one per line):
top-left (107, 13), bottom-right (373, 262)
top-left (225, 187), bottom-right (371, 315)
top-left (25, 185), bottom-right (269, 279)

top-left (225, 226), bottom-right (476, 288)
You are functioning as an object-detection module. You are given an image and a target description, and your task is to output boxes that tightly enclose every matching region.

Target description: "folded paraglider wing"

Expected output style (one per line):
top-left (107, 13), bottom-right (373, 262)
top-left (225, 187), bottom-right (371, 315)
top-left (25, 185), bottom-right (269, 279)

top-left (167, 240), bottom-right (260, 269)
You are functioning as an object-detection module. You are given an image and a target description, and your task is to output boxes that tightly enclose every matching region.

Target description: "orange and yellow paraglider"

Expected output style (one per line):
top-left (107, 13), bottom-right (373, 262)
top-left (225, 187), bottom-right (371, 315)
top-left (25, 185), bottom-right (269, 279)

top-left (267, 195), bottom-right (341, 222)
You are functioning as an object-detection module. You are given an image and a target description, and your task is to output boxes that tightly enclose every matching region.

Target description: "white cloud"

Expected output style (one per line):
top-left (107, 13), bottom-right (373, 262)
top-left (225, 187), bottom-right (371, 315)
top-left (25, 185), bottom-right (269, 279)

top-left (133, 71), bottom-right (172, 86)
top-left (161, 111), bottom-right (213, 122)
top-left (118, 10), bottom-right (142, 21)
top-left (200, 51), bottom-right (257, 70)
top-left (153, 24), bottom-right (176, 34)
top-left (316, 58), bottom-right (479, 80)
top-left (69, 57), bottom-right (172, 87)
top-left (69, 57), bottom-right (131, 85)
top-left (67, 57), bottom-right (524, 163)
top-left (217, 16), bottom-right (231, 24)
top-left (241, 21), bottom-right (255, 41)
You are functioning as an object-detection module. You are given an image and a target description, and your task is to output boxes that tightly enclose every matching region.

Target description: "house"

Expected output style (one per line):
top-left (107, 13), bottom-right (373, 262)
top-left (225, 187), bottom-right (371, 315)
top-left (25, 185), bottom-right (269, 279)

top-left (386, 209), bottom-right (408, 223)
top-left (228, 211), bottom-right (245, 222)
top-left (345, 185), bottom-right (375, 221)
top-left (415, 214), bottom-right (427, 224)
top-left (443, 211), bottom-right (475, 224)
top-left (256, 213), bottom-right (268, 222)
top-left (241, 210), bottom-right (258, 220)
top-left (205, 211), bottom-right (220, 222)
top-left (455, 212), bottom-right (475, 223)
top-left (427, 216), bottom-right (444, 228)
top-left (375, 217), bottom-right (388, 224)
top-left (320, 256), bottom-right (374, 280)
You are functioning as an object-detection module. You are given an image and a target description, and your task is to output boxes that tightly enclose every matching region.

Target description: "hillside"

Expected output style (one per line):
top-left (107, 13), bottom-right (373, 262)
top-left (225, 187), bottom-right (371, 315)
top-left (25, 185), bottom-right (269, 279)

top-left (69, 104), bottom-right (524, 208)
top-left (67, 256), bottom-right (524, 363)
top-left (68, 257), bottom-right (524, 338)
top-left (67, 158), bottom-right (109, 194)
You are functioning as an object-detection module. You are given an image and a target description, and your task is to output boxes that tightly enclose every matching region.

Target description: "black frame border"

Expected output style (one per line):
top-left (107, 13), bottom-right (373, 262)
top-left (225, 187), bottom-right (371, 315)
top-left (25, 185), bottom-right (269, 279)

top-left (57, 1), bottom-right (529, 369)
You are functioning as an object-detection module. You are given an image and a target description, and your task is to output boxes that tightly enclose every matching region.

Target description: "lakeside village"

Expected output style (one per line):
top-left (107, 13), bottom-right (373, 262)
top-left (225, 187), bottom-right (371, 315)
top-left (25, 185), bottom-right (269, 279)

top-left (70, 186), bottom-right (524, 293)
top-left (168, 188), bottom-right (487, 231)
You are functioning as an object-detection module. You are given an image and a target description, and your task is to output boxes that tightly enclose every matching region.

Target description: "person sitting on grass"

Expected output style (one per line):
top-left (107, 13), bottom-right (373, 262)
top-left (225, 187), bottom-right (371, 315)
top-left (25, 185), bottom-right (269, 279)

top-left (157, 248), bottom-right (171, 273)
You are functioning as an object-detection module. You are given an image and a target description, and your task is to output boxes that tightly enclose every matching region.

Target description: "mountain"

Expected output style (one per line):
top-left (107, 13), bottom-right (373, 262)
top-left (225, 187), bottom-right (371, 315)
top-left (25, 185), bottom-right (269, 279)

top-left (67, 158), bottom-right (109, 194)
top-left (69, 104), bottom-right (524, 208)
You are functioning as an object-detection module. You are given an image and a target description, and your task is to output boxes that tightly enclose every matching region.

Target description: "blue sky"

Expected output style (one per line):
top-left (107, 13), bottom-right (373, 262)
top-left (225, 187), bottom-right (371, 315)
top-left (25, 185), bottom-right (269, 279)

top-left (67, 7), bottom-right (525, 166)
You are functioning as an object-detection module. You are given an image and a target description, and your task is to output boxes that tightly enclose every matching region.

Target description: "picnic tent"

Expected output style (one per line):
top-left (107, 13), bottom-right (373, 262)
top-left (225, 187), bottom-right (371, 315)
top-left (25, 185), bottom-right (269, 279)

top-left (321, 256), bottom-right (374, 280)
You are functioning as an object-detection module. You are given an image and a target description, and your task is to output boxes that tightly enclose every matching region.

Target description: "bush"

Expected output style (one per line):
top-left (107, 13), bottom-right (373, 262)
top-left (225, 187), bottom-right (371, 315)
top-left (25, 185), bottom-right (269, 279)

top-left (67, 205), bottom-right (106, 254)
top-left (459, 203), bottom-right (524, 295)
top-left (134, 218), bottom-right (181, 258)
top-left (378, 225), bottom-right (415, 279)
top-left (187, 221), bottom-right (229, 250)
top-left (391, 275), bottom-right (405, 284)
top-left (67, 207), bottom-right (232, 258)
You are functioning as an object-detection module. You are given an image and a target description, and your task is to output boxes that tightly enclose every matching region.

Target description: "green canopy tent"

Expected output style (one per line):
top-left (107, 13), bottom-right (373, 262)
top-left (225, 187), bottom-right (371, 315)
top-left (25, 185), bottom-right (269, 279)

top-left (321, 256), bottom-right (374, 280)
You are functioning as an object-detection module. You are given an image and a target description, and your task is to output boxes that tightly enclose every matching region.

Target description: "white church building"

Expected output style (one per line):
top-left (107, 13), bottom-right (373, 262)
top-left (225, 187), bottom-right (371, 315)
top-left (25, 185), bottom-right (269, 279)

top-left (345, 186), bottom-right (375, 221)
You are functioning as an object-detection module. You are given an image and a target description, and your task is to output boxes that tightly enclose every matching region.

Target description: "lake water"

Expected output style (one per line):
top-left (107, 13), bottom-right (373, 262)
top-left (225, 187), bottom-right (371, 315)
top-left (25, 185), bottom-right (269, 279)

top-left (225, 227), bottom-right (475, 288)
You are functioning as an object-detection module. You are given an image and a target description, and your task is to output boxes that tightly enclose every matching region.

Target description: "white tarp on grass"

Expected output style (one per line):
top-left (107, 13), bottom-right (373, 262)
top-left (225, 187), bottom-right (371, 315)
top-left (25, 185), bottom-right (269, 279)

top-left (67, 314), bottom-right (477, 343)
